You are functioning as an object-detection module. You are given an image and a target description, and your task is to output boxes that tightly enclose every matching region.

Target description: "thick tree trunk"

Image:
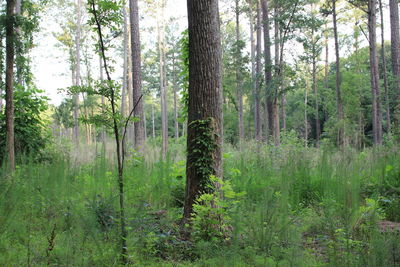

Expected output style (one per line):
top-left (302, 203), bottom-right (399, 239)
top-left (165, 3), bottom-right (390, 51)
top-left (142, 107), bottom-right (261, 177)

top-left (379, 0), bottom-right (391, 132)
top-left (236, 0), bottom-right (244, 141)
top-left (332, 0), bottom-right (344, 147)
top-left (368, 0), bottom-right (383, 145)
top-left (6, 0), bottom-right (16, 170)
top-left (255, 0), bottom-right (262, 141)
top-left (390, 0), bottom-right (400, 129)
top-left (261, 0), bottom-right (275, 144)
top-left (157, 0), bottom-right (168, 160)
top-left (183, 0), bottom-right (223, 222)
top-left (129, 0), bottom-right (145, 151)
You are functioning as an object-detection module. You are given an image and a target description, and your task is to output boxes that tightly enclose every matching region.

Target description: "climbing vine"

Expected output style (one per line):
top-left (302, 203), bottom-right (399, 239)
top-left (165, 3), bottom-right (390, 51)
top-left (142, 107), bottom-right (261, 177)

top-left (188, 117), bottom-right (218, 191)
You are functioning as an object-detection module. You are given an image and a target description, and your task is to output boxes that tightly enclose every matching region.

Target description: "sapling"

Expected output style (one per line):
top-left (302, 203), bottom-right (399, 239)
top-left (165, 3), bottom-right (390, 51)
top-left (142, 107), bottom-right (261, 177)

top-left (86, 0), bottom-right (143, 263)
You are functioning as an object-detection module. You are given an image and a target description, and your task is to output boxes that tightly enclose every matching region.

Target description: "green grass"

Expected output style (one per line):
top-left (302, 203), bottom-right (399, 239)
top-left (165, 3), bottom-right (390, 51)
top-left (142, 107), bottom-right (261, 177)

top-left (1, 140), bottom-right (400, 266)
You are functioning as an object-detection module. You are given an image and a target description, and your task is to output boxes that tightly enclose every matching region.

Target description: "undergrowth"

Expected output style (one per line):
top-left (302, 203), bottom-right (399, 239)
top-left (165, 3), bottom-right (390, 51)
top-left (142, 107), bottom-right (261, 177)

top-left (0, 140), bottom-right (400, 266)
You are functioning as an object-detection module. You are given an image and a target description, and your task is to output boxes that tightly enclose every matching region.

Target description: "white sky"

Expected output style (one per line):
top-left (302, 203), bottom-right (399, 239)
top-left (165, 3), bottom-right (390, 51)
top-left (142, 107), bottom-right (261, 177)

top-left (31, 0), bottom-right (188, 106)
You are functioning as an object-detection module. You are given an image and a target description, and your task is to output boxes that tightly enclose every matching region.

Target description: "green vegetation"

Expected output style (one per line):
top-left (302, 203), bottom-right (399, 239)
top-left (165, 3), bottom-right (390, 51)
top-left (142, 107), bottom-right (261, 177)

top-left (1, 0), bottom-right (400, 266)
top-left (1, 139), bottom-right (399, 266)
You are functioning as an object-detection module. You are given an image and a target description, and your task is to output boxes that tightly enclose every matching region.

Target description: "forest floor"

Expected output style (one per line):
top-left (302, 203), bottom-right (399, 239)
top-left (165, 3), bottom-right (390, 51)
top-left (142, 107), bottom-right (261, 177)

top-left (1, 140), bottom-right (400, 266)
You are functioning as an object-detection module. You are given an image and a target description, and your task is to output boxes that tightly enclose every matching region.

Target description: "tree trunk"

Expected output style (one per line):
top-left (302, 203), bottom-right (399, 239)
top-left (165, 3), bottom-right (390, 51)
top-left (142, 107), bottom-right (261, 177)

top-left (325, 23), bottom-right (329, 88)
top-left (121, 6), bottom-right (128, 119)
top-left (157, 0), bottom-right (168, 160)
top-left (172, 52), bottom-right (179, 142)
top-left (74, 0), bottom-right (82, 146)
top-left (305, 79), bottom-right (309, 147)
top-left (183, 0), bottom-right (223, 222)
top-left (368, 0), bottom-right (383, 145)
top-left (379, 0), bottom-right (391, 132)
top-left (0, 35), bottom-right (3, 112)
top-left (255, 0), bottom-right (262, 141)
top-left (261, 0), bottom-right (274, 144)
top-left (151, 103), bottom-right (155, 139)
top-left (129, 0), bottom-right (145, 151)
top-left (312, 26), bottom-right (321, 147)
top-left (99, 54), bottom-right (106, 153)
top-left (6, 0), bottom-right (16, 170)
top-left (236, 0), bottom-right (244, 141)
top-left (332, 0), bottom-right (344, 147)
top-left (390, 0), bottom-right (400, 129)
top-left (15, 0), bottom-right (22, 86)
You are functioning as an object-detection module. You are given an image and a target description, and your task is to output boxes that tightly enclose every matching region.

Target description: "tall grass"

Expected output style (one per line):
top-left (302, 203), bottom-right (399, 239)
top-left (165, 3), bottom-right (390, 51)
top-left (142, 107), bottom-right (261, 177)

top-left (0, 139), bottom-right (399, 266)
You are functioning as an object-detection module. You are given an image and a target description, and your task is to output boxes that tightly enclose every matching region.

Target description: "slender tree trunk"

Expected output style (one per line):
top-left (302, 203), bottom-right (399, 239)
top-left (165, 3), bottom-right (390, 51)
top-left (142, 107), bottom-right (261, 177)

top-left (305, 79), bottom-right (309, 147)
top-left (129, 0), bottom-right (145, 151)
top-left (313, 56), bottom-right (321, 147)
top-left (261, 0), bottom-right (275, 144)
top-left (0, 36), bottom-right (3, 112)
top-left (368, 0), bottom-right (383, 145)
top-left (325, 23), bottom-right (329, 87)
top-left (275, 7), bottom-right (286, 132)
top-left (121, 6), bottom-right (128, 119)
top-left (235, 0), bottom-right (244, 141)
top-left (255, 0), bottom-right (262, 141)
top-left (390, 0), bottom-right (400, 129)
top-left (15, 0), bottom-right (22, 86)
top-left (143, 102), bottom-right (147, 141)
top-left (379, 0), bottom-right (391, 132)
top-left (332, 0), bottom-right (344, 147)
top-left (311, 26), bottom-right (321, 147)
top-left (172, 52), bottom-right (179, 142)
top-left (6, 0), bottom-right (16, 170)
top-left (183, 0), bottom-right (223, 223)
top-left (74, 0), bottom-right (82, 146)
top-left (157, 0), bottom-right (168, 160)
top-left (151, 103), bottom-right (155, 139)
top-left (249, 0), bottom-right (260, 140)
top-left (127, 27), bottom-right (134, 143)
top-left (99, 55), bottom-right (106, 153)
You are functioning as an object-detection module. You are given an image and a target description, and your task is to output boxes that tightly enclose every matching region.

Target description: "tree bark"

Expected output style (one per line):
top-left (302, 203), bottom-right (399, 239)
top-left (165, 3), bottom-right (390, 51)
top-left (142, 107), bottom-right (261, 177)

top-left (183, 0), bottom-right (223, 222)
top-left (255, 0), bottom-right (262, 141)
top-left (275, 7), bottom-right (286, 132)
top-left (312, 25), bottom-right (321, 147)
top-left (151, 102), bottom-right (155, 139)
top-left (6, 0), bottom-right (16, 170)
top-left (236, 0), bottom-right (244, 141)
top-left (0, 35), bottom-right (3, 112)
top-left (157, 0), bottom-right (168, 160)
top-left (390, 0), bottom-right (400, 129)
top-left (172, 52), bottom-right (179, 142)
top-left (379, 0), bottom-right (391, 132)
top-left (121, 6), bottom-right (128, 118)
top-left (368, 0), bottom-right (383, 145)
top-left (129, 0), bottom-right (145, 151)
top-left (305, 79), bottom-right (309, 147)
top-left (261, 0), bottom-right (275, 144)
top-left (99, 54), bottom-right (106, 153)
top-left (332, 0), bottom-right (344, 147)
top-left (74, 0), bottom-right (82, 146)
